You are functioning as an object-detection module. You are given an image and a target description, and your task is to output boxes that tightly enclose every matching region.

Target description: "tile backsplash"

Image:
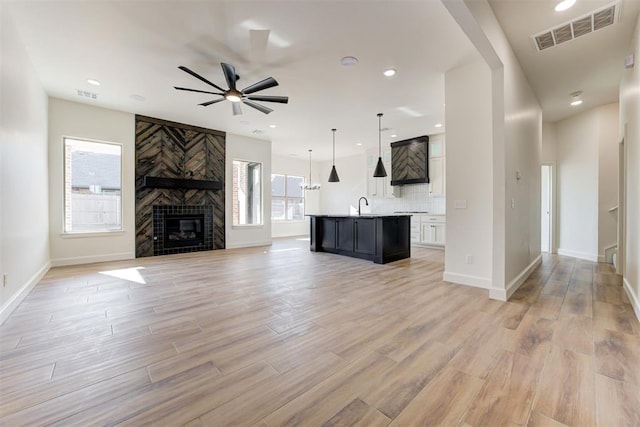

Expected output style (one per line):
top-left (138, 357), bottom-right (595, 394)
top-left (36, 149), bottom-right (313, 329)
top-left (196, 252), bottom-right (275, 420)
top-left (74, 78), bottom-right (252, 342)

top-left (371, 183), bottom-right (445, 214)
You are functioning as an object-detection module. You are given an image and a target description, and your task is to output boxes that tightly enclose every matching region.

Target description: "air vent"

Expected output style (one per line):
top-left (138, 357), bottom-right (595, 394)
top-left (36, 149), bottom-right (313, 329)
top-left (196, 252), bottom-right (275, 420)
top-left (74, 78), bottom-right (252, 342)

top-left (252, 129), bottom-right (264, 135)
top-left (76, 89), bottom-right (98, 99)
top-left (532, 2), bottom-right (619, 52)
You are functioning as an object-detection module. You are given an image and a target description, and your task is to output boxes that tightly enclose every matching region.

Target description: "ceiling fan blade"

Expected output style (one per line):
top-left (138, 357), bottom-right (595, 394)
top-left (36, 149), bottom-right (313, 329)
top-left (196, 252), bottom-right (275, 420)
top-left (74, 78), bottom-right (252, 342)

top-left (242, 99), bottom-right (273, 114)
top-left (221, 63), bottom-right (238, 90)
top-left (174, 86), bottom-right (224, 96)
top-left (246, 95), bottom-right (288, 104)
top-left (178, 66), bottom-right (226, 92)
top-left (199, 98), bottom-right (226, 107)
top-left (241, 77), bottom-right (278, 95)
top-left (232, 103), bottom-right (242, 116)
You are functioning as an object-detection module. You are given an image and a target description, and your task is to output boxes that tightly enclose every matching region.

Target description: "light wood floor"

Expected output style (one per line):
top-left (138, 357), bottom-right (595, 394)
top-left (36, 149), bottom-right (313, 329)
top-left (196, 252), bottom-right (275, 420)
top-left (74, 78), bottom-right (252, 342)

top-left (1, 238), bottom-right (639, 426)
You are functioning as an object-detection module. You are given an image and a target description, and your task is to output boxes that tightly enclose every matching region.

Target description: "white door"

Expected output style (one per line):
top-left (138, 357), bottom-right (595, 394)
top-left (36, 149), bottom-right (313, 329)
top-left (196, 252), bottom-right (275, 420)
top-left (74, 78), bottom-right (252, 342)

top-left (541, 165), bottom-right (551, 253)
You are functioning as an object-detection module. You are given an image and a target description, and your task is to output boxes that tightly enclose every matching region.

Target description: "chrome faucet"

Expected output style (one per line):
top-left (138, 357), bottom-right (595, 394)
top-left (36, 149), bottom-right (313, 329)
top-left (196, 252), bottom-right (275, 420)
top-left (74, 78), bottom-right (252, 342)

top-left (358, 197), bottom-right (369, 216)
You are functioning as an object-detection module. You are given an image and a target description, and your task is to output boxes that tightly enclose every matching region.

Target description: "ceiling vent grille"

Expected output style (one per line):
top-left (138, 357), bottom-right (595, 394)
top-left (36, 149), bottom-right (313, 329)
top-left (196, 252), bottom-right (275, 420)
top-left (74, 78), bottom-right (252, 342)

top-left (76, 89), bottom-right (98, 99)
top-left (532, 2), bottom-right (619, 52)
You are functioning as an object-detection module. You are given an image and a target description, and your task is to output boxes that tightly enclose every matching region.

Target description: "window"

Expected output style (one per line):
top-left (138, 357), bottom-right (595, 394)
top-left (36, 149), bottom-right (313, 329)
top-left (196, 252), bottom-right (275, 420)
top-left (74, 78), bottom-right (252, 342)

top-left (64, 138), bottom-right (122, 233)
top-left (271, 174), bottom-right (305, 221)
top-left (232, 160), bottom-right (263, 226)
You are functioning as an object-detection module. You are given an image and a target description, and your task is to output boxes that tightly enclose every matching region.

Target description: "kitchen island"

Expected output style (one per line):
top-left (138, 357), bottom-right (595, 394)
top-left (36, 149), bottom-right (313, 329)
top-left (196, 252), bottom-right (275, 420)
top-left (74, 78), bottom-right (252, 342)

top-left (308, 214), bottom-right (411, 264)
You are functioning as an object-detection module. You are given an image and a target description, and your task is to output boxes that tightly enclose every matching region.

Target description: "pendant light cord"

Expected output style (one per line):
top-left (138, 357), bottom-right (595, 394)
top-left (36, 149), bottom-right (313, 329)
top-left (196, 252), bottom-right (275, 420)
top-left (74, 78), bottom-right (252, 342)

top-left (332, 129), bottom-right (336, 164)
top-left (378, 113), bottom-right (383, 156)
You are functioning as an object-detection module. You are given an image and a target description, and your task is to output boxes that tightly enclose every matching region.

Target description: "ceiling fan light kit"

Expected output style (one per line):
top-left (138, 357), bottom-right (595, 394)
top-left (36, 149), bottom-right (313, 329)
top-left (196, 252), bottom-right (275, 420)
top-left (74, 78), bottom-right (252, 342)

top-left (175, 63), bottom-right (289, 115)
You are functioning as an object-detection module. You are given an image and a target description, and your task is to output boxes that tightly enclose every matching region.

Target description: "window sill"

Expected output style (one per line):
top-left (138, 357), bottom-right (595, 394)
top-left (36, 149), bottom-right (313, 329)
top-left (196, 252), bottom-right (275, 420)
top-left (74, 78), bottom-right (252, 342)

top-left (272, 220), bottom-right (307, 223)
top-left (232, 224), bottom-right (264, 230)
top-left (60, 230), bottom-right (125, 238)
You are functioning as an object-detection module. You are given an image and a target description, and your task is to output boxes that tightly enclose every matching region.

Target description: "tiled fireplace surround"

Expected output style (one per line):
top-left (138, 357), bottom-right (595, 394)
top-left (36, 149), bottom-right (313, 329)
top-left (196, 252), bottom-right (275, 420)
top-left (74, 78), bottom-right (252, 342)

top-left (152, 205), bottom-right (214, 256)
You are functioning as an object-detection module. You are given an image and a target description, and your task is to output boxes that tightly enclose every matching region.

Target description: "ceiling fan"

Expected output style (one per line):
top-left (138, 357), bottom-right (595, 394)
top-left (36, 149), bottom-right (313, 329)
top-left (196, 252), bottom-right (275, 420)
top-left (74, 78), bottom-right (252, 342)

top-left (174, 63), bottom-right (289, 115)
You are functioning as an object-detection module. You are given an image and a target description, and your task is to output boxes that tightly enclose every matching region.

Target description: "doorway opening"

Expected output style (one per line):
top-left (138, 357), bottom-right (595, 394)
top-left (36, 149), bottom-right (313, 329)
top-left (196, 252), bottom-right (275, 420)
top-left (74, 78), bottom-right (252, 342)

top-left (541, 164), bottom-right (553, 253)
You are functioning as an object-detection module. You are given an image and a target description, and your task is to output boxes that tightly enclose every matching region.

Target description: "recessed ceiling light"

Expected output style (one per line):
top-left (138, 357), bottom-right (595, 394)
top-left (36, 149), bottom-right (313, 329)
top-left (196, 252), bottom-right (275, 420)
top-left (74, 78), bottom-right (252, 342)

top-left (340, 56), bottom-right (358, 67)
top-left (269, 124), bottom-right (277, 128)
top-left (87, 79), bottom-right (101, 86)
top-left (554, 0), bottom-right (576, 12)
top-left (570, 91), bottom-right (583, 106)
top-left (383, 68), bottom-right (396, 77)
top-left (434, 123), bottom-right (443, 128)
top-left (356, 143), bottom-right (363, 146)
top-left (390, 134), bottom-right (397, 138)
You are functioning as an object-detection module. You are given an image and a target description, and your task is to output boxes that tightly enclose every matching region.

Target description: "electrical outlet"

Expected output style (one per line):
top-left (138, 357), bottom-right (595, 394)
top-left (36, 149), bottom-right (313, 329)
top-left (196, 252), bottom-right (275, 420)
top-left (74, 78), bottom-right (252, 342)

top-left (466, 255), bottom-right (473, 264)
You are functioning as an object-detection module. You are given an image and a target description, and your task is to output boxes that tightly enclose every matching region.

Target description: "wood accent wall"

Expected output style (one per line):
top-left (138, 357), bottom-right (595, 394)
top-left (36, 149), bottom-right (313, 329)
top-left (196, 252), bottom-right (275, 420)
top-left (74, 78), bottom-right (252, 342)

top-left (135, 115), bottom-right (225, 257)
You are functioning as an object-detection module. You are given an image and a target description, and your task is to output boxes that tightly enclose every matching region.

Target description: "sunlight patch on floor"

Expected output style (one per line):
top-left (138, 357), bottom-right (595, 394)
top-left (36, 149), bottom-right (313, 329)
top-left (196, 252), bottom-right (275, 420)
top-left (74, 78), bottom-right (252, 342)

top-left (99, 266), bottom-right (147, 284)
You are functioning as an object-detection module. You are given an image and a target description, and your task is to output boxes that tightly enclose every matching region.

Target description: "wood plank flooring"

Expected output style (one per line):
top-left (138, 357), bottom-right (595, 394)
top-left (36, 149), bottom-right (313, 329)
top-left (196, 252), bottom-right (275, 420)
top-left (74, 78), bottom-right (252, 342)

top-left (1, 238), bottom-right (639, 426)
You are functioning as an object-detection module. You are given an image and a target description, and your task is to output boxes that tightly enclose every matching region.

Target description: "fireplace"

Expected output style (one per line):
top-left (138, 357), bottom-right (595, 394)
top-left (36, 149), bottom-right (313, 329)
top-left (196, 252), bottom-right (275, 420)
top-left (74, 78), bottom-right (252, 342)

top-left (164, 214), bottom-right (204, 249)
top-left (153, 205), bottom-right (214, 255)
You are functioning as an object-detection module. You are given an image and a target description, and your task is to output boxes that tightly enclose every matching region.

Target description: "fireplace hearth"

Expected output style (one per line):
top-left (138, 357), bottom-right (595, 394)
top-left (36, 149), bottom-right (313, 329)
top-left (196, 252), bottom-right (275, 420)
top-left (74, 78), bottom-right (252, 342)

top-left (153, 205), bottom-right (213, 255)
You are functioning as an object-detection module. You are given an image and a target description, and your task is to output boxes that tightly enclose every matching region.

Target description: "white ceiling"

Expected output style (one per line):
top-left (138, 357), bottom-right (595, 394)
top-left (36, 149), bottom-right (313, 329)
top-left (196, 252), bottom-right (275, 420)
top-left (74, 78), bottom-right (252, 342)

top-left (5, 0), bottom-right (479, 161)
top-left (489, 0), bottom-right (639, 122)
top-left (7, 1), bottom-right (637, 161)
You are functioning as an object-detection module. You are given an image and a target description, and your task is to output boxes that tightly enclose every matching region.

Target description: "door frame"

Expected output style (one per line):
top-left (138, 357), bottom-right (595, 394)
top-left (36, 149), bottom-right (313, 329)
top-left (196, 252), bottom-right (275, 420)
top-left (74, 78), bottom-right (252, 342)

top-left (617, 130), bottom-right (626, 275)
top-left (541, 162), bottom-right (557, 254)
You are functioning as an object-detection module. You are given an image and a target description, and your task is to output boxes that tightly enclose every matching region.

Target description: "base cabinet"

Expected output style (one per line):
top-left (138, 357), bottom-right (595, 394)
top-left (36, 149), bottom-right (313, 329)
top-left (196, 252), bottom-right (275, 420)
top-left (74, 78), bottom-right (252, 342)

top-left (411, 215), bottom-right (445, 247)
top-left (354, 218), bottom-right (375, 255)
top-left (309, 215), bottom-right (410, 264)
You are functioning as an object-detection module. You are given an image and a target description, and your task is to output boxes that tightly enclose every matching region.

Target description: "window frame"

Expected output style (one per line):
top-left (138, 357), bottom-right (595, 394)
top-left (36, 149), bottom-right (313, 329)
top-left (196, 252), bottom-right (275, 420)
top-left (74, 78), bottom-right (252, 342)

top-left (271, 173), bottom-right (306, 222)
top-left (232, 159), bottom-right (264, 228)
top-left (62, 136), bottom-right (124, 235)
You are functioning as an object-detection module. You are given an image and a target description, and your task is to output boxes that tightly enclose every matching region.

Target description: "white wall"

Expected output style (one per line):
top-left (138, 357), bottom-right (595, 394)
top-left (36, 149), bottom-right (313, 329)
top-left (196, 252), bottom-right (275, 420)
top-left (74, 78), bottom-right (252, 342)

top-left (555, 103), bottom-right (619, 262)
top-left (597, 103), bottom-right (620, 261)
top-left (0, 7), bottom-right (50, 323)
top-left (319, 152), bottom-right (368, 215)
top-left (271, 153), bottom-right (320, 238)
top-left (556, 110), bottom-right (599, 260)
top-left (226, 133), bottom-right (272, 248)
top-left (443, 0), bottom-right (543, 299)
top-left (444, 59), bottom-right (494, 289)
top-left (542, 122), bottom-right (557, 164)
top-left (48, 98), bottom-right (135, 266)
top-left (619, 12), bottom-right (640, 321)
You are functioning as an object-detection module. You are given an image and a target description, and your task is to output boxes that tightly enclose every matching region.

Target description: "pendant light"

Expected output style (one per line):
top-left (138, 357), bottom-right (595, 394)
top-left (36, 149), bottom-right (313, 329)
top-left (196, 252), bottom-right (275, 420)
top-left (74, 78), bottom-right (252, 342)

top-left (328, 128), bottom-right (340, 182)
top-left (301, 149), bottom-right (321, 190)
top-left (373, 113), bottom-right (387, 177)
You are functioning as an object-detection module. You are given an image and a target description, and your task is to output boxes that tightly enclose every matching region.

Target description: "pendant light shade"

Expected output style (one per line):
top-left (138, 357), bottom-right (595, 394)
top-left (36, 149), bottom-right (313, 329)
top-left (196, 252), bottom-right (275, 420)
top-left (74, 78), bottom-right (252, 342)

top-left (301, 149), bottom-right (321, 190)
top-left (373, 113), bottom-right (387, 178)
top-left (328, 128), bottom-right (340, 182)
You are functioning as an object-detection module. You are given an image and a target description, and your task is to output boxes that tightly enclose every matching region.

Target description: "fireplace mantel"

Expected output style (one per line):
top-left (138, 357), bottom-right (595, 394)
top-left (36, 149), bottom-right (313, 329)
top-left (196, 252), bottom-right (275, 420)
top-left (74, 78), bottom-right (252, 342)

top-left (143, 176), bottom-right (222, 191)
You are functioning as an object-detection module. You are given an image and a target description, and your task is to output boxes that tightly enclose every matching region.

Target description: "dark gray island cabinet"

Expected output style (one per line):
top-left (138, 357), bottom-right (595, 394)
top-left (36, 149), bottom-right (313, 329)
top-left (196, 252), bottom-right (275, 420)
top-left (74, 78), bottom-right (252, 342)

top-left (308, 215), bottom-right (411, 264)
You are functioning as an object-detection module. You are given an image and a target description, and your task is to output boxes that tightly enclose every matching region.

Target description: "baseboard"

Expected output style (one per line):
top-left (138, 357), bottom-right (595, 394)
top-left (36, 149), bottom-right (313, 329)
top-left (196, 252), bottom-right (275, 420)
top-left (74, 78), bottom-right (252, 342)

top-left (443, 271), bottom-right (492, 290)
top-left (51, 252), bottom-right (135, 267)
top-left (557, 248), bottom-right (598, 262)
top-left (493, 254), bottom-right (543, 301)
top-left (225, 240), bottom-right (272, 249)
top-left (0, 261), bottom-right (51, 325)
top-left (623, 277), bottom-right (640, 323)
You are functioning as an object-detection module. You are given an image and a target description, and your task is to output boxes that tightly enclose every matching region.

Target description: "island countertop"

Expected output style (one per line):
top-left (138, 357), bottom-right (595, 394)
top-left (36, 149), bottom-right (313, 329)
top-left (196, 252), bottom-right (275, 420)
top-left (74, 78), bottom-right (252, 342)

top-left (308, 214), bottom-right (411, 264)
top-left (306, 213), bottom-right (411, 218)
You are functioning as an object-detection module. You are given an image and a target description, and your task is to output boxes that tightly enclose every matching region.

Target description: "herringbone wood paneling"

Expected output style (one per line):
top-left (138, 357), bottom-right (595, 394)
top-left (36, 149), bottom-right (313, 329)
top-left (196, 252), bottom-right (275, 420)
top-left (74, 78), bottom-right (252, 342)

top-left (135, 115), bottom-right (225, 256)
